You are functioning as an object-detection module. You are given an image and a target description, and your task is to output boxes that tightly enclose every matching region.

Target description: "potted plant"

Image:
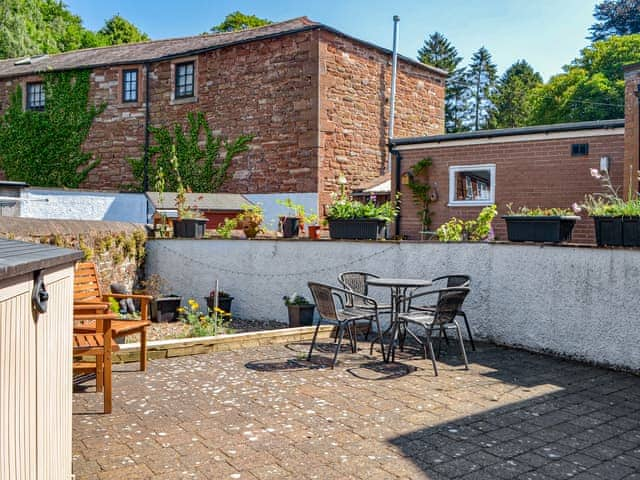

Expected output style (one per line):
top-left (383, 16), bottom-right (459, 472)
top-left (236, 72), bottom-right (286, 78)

top-left (574, 168), bottom-right (640, 247)
top-left (204, 289), bottom-right (234, 313)
top-left (502, 204), bottom-right (579, 243)
top-left (306, 214), bottom-right (321, 239)
top-left (277, 198), bottom-right (302, 238)
top-left (326, 175), bottom-right (398, 240)
top-left (436, 205), bottom-right (497, 242)
top-left (169, 145), bottom-right (208, 239)
top-left (238, 203), bottom-right (264, 239)
top-left (283, 293), bottom-right (315, 327)
top-left (141, 274), bottom-right (182, 323)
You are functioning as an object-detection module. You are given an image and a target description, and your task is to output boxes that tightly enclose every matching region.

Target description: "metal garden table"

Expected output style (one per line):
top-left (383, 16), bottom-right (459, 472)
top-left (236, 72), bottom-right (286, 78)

top-left (366, 277), bottom-right (432, 362)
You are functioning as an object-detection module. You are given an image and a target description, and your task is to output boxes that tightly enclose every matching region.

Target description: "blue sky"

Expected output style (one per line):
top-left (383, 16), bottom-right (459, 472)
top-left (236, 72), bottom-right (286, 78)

top-left (66, 0), bottom-right (599, 81)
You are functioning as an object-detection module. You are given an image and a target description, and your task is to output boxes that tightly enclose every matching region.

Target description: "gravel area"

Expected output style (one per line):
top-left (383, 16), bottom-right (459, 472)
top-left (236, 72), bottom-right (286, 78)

top-left (126, 317), bottom-right (288, 342)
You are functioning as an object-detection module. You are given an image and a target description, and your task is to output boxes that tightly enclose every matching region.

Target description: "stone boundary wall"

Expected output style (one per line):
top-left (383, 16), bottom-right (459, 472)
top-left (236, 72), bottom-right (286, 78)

top-left (146, 239), bottom-right (640, 372)
top-left (0, 217), bottom-right (146, 289)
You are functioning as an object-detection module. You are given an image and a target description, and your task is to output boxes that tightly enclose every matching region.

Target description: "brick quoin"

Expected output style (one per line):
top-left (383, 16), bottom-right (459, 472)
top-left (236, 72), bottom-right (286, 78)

top-left (0, 23), bottom-right (445, 210)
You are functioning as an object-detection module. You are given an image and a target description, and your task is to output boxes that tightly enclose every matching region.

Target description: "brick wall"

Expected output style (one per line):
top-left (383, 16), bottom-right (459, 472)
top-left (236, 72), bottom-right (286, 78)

top-left (317, 30), bottom-right (445, 212)
top-left (624, 65), bottom-right (640, 198)
top-left (395, 133), bottom-right (625, 243)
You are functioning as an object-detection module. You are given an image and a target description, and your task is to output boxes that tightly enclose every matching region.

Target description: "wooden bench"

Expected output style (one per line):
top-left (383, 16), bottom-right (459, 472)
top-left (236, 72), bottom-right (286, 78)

top-left (74, 262), bottom-right (152, 371)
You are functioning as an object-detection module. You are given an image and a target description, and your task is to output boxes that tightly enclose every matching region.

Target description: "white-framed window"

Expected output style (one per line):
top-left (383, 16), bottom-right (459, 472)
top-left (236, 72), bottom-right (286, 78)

top-left (122, 69), bottom-right (138, 102)
top-left (448, 164), bottom-right (496, 206)
top-left (174, 61), bottom-right (195, 99)
top-left (26, 82), bottom-right (45, 110)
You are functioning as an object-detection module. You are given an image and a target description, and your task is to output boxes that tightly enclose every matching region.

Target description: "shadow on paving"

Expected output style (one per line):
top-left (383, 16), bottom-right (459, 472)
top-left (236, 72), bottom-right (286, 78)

top-left (387, 344), bottom-right (640, 480)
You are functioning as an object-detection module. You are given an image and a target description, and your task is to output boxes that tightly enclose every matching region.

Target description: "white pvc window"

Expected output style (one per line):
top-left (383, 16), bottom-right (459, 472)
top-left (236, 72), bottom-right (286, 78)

top-left (448, 164), bottom-right (495, 206)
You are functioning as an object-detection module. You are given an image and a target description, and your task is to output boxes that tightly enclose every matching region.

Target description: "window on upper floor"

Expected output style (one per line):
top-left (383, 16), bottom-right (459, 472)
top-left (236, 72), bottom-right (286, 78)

top-left (122, 69), bottom-right (138, 102)
top-left (448, 164), bottom-right (496, 206)
top-left (26, 82), bottom-right (45, 110)
top-left (175, 61), bottom-right (195, 99)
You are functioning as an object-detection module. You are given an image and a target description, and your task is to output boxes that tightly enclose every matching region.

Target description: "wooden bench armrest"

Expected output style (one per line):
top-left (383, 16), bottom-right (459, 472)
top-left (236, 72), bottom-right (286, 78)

top-left (74, 312), bottom-right (119, 321)
top-left (107, 293), bottom-right (153, 303)
top-left (74, 302), bottom-right (110, 312)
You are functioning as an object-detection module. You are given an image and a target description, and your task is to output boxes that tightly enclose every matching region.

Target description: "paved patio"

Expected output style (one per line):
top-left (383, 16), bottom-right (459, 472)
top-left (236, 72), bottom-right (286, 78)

top-left (73, 340), bottom-right (640, 479)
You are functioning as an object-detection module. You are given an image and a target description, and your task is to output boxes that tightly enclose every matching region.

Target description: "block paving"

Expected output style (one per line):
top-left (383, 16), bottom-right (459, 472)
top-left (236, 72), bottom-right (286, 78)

top-left (73, 340), bottom-right (640, 479)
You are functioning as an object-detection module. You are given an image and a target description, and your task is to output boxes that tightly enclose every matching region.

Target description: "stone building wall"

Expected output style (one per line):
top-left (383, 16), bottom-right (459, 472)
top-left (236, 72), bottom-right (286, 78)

top-left (317, 30), bottom-right (445, 212)
top-left (624, 64), bottom-right (640, 197)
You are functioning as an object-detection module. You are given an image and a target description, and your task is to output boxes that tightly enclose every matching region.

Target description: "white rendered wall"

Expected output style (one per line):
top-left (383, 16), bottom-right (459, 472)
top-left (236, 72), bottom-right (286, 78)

top-left (21, 188), bottom-right (148, 223)
top-left (146, 240), bottom-right (640, 371)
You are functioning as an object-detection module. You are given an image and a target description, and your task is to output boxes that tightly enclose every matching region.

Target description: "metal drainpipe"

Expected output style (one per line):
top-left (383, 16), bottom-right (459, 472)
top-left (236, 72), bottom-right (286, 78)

top-left (392, 148), bottom-right (402, 238)
top-left (387, 15), bottom-right (400, 173)
top-left (143, 62), bottom-right (151, 193)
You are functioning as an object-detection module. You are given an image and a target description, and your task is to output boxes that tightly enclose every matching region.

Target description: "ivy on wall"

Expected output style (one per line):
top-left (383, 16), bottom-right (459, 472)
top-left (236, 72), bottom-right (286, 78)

top-left (130, 111), bottom-right (253, 192)
top-left (0, 69), bottom-right (106, 187)
top-left (407, 157), bottom-right (434, 231)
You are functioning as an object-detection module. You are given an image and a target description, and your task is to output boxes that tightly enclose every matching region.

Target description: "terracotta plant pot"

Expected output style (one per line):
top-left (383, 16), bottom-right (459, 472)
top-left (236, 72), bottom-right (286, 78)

top-left (308, 225), bottom-right (321, 239)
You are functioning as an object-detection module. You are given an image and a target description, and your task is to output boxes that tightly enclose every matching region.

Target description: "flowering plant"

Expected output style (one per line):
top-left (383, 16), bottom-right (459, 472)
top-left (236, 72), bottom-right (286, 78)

top-left (178, 298), bottom-right (231, 337)
top-left (436, 205), bottom-right (497, 242)
top-left (573, 168), bottom-right (640, 217)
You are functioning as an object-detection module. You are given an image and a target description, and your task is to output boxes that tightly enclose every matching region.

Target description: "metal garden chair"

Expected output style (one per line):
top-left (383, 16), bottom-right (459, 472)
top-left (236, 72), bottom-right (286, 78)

top-left (338, 271), bottom-right (392, 340)
top-left (408, 274), bottom-right (475, 351)
top-left (398, 287), bottom-right (470, 376)
top-left (307, 282), bottom-right (385, 368)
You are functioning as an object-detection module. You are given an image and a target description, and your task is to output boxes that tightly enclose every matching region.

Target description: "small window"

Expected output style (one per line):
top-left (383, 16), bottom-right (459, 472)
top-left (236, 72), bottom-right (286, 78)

top-left (448, 164), bottom-right (496, 206)
top-left (26, 82), bottom-right (45, 110)
top-left (122, 69), bottom-right (138, 102)
top-left (571, 143), bottom-right (589, 156)
top-left (174, 61), bottom-right (194, 99)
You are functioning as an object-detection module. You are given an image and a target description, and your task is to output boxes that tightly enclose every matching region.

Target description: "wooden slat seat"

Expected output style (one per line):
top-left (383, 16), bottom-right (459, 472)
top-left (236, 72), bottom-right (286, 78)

top-left (73, 333), bottom-right (120, 353)
top-left (73, 262), bottom-right (151, 371)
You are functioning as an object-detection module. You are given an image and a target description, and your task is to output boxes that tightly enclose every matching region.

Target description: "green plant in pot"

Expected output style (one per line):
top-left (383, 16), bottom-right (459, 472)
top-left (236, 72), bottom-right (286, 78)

top-left (283, 293), bottom-right (315, 327)
top-left (238, 203), bottom-right (264, 239)
top-left (326, 174), bottom-right (399, 240)
top-left (502, 204), bottom-right (579, 243)
top-left (169, 145), bottom-right (208, 238)
top-left (573, 167), bottom-right (640, 246)
top-left (205, 289), bottom-right (234, 313)
top-left (436, 205), bottom-right (497, 242)
top-left (141, 274), bottom-right (182, 323)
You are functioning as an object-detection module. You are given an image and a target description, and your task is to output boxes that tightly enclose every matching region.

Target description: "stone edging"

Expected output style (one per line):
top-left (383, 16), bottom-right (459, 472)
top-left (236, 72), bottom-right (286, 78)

top-left (114, 325), bottom-right (336, 363)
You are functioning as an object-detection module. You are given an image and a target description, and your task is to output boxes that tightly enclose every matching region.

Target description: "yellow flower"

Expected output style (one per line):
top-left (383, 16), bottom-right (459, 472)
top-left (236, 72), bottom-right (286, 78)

top-left (214, 307), bottom-right (226, 314)
top-left (176, 307), bottom-right (185, 313)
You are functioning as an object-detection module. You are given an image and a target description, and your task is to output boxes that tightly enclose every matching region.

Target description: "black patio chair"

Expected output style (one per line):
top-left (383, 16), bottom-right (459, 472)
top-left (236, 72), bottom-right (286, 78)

top-left (408, 274), bottom-right (475, 351)
top-left (338, 271), bottom-right (392, 340)
top-left (399, 287), bottom-right (470, 376)
top-left (307, 282), bottom-right (385, 368)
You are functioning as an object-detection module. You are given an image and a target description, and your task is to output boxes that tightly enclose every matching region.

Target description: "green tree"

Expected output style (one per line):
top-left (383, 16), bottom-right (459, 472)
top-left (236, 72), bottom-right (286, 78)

top-left (97, 15), bottom-right (149, 45)
top-left (210, 11), bottom-right (272, 33)
top-left (489, 60), bottom-right (542, 128)
top-left (0, 70), bottom-right (105, 187)
top-left (528, 34), bottom-right (640, 124)
top-left (589, 0), bottom-right (640, 41)
top-left (417, 32), bottom-right (469, 133)
top-left (466, 47), bottom-right (497, 130)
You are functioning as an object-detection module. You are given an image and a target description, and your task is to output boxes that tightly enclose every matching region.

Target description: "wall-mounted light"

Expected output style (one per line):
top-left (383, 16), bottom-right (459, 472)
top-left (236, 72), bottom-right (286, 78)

top-left (600, 156), bottom-right (610, 173)
top-left (401, 171), bottom-right (413, 185)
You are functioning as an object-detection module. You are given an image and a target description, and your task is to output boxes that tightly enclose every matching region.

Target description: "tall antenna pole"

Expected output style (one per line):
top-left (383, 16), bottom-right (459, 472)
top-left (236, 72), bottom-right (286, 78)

top-left (388, 15), bottom-right (400, 172)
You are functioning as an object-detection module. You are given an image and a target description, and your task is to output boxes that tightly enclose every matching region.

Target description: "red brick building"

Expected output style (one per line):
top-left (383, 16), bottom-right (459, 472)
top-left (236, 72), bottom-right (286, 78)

top-left (389, 62), bottom-right (640, 244)
top-left (0, 17), bottom-right (445, 216)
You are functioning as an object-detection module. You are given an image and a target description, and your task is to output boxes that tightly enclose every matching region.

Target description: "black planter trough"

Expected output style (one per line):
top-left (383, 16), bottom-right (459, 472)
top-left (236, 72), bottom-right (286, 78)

top-left (593, 216), bottom-right (640, 247)
top-left (503, 216), bottom-right (579, 243)
top-left (205, 295), bottom-right (234, 313)
top-left (328, 219), bottom-right (387, 240)
top-left (151, 296), bottom-right (182, 323)
top-left (174, 218), bottom-right (207, 238)
top-left (287, 304), bottom-right (315, 327)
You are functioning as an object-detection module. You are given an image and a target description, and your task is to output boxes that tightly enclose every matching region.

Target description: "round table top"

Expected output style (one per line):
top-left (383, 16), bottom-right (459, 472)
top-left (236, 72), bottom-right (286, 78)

top-left (367, 277), bottom-right (432, 288)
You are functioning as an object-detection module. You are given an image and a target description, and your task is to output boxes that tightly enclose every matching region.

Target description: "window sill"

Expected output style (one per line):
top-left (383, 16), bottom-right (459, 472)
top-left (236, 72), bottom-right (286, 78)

top-left (171, 96), bottom-right (197, 106)
top-left (448, 201), bottom-right (494, 207)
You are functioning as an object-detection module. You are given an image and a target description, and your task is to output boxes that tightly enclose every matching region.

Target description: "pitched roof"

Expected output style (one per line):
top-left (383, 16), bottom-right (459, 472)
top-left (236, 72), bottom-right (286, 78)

top-left (0, 17), bottom-right (316, 79)
top-left (146, 192), bottom-right (251, 211)
top-left (0, 17), bottom-right (446, 80)
top-left (353, 173), bottom-right (391, 193)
